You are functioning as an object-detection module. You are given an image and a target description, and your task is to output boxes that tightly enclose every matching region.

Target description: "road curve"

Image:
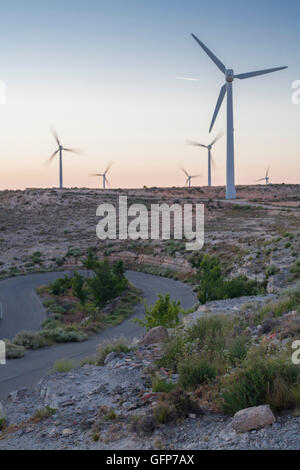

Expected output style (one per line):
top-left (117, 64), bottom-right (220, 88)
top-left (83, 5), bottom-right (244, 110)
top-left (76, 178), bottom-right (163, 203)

top-left (0, 270), bottom-right (197, 400)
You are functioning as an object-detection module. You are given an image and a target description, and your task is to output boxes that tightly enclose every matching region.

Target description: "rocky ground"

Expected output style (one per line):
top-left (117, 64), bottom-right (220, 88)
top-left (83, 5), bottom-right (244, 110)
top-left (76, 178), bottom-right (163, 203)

top-left (0, 185), bottom-right (299, 291)
top-left (0, 335), bottom-right (299, 450)
top-left (0, 184), bottom-right (300, 450)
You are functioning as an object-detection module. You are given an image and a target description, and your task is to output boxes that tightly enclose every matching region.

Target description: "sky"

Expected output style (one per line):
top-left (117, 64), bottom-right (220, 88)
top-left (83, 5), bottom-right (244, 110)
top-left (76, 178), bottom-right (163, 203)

top-left (0, 0), bottom-right (299, 189)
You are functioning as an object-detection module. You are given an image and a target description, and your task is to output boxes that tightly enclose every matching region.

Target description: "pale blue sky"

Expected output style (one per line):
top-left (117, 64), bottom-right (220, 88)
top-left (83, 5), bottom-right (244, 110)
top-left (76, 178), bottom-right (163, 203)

top-left (0, 0), bottom-right (299, 188)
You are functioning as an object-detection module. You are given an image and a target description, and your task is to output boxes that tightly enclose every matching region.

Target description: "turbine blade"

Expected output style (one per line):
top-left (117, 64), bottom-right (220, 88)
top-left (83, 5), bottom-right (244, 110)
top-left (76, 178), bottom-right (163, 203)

top-left (89, 173), bottom-right (102, 176)
top-left (234, 66), bottom-right (287, 80)
top-left (209, 131), bottom-right (223, 147)
top-left (191, 174), bottom-right (201, 178)
top-left (256, 178), bottom-right (265, 182)
top-left (209, 84), bottom-right (226, 133)
top-left (104, 162), bottom-right (113, 175)
top-left (45, 149), bottom-right (59, 166)
top-left (186, 139), bottom-right (207, 148)
top-left (266, 166), bottom-right (270, 177)
top-left (105, 175), bottom-right (111, 187)
top-left (50, 126), bottom-right (60, 146)
top-left (185, 178), bottom-right (189, 186)
top-left (211, 152), bottom-right (217, 170)
top-left (176, 76), bottom-right (200, 81)
top-left (63, 148), bottom-right (82, 154)
top-left (191, 34), bottom-right (226, 74)
top-left (180, 166), bottom-right (189, 177)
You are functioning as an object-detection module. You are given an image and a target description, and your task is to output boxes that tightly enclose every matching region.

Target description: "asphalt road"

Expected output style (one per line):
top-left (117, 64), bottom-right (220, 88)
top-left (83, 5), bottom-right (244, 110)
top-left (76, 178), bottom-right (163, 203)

top-left (0, 270), bottom-right (197, 400)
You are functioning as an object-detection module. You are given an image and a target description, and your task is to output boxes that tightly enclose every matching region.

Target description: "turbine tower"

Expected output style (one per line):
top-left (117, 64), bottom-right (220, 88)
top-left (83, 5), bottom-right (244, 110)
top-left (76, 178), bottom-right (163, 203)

top-left (190, 34), bottom-right (287, 199)
top-left (90, 163), bottom-right (112, 189)
top-left (187, 132), bottom-right (222, 186)
top-left (180, 167), bottom-right (200, 187)
top-left (47, 127), bottom-right (81, 189)
top-left (256, 167), bottom-right (270, 185)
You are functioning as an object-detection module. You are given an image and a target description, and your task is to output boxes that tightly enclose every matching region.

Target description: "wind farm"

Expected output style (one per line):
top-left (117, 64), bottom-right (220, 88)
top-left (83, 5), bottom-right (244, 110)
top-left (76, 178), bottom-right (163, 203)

top-left (89, 163), bottom-right (112, 189)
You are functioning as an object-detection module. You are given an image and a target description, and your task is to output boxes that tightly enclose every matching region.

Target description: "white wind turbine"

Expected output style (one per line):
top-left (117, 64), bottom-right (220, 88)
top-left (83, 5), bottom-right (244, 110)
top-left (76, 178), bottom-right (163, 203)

top-left (187, 132), bottom-right (222, 186)
top-left (180, 167), bottom-right (200, 187)
top-left (256, 166), bottom-right (270, 185)
top-left (188, 34), bottom-right (287, 199)
top-left (46, 127), bottom-right (81, 189)
top-left (90, 163), bottom-right (112, 189)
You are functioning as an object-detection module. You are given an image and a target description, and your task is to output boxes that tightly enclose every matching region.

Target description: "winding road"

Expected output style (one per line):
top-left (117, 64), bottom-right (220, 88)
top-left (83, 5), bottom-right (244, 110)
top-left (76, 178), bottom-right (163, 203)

top-left (0, 271), bottom-right (197, 400)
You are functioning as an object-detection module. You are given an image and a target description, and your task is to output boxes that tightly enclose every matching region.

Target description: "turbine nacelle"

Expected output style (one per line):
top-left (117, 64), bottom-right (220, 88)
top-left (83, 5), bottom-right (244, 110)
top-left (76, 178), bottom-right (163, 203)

top-left (225, 69), bottom-right (234, 82)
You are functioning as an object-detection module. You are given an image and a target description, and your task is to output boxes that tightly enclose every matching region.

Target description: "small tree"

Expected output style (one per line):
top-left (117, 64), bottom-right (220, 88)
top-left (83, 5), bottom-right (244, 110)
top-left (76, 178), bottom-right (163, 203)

top-left (82, 250), bottom-right (98, 275)
top-left (134, 293), bottom-right (181, 330)
top-left (112, 260), bottom-right (125, 278)
top-left (71, 271), bottom-right (87, 305)
top-left (88, 258), bottom-right (126, 307)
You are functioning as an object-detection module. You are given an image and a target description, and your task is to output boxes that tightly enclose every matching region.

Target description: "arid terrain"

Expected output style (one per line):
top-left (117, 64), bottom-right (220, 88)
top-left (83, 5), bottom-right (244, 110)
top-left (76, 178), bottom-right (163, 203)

top-left (0, 184), bottom-right (299, 289)
top-left (0, 184), bottom-right (300, 450)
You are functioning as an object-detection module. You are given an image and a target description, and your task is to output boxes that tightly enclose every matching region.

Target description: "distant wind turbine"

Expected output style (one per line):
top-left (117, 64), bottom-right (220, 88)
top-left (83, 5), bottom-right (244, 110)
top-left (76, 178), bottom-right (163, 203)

top-left (187, 132), bottom-right (222, 186)
top-left (190, 34), bottom-right (287, 199)
top-left (90, 163), bottom-right (112, 189)
top-left (46, 127), bottom-right (81, 189)
top-left (256, 167), bottom-right (270, 185)
top-left (180, 167), bottom-right (200, 187)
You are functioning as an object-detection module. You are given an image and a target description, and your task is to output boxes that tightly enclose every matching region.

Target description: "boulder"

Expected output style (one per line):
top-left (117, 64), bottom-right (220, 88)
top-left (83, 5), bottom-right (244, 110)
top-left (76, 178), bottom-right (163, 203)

top-left (232, 405), bottom-right (275, 433)
top-left (140, 326), bottom-right (169, 345)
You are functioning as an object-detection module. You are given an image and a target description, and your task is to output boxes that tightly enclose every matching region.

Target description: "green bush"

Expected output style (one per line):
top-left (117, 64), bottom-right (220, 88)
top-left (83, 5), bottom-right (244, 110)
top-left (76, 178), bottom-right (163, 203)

top-left (178, 357), bottom-right (217, 389)
top-left (50, 275), bottom-right (72, 295)
top-left (50, 358), bottom-right (76, 373)
top-left (221, 357), bottom-right (300, 414)
top-left (5, 341), bottom-right (26, 359)
top-left (31, 406), bottom-right (56, 422)
top-left (290, 260), bottom-right (300, 279)
top-left (42, 327), bottom-right (88, 343)
top-left (92, 337), bottom-right (132, 365)
top-left (151, 375), bottom-right (175, 393)
top-left (71, 271), bottom-right (87, 305)
top-left (134, 293), bottom-right (181, 330)
top-left (196, 254), bottom-right (266, 304)
top-left (88, 259), bottom-right (127, 307)
top-left (13, 331), bottom-right (50, 350)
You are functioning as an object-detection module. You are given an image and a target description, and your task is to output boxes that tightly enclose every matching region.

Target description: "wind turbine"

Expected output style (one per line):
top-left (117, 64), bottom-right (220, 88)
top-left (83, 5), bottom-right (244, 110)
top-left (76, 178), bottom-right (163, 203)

top-left (46, 127), bottom-right (81, 189)
top-left (187, 132), bottom-right (222, 186)
top-left (256, 167), bottom-right (270, 185)
top-left (90, 163), bottom-right (112, 189)
top-left (180, 167), bottom-right (200, 187)
top-left (190, 34), bottom-right (287, 199)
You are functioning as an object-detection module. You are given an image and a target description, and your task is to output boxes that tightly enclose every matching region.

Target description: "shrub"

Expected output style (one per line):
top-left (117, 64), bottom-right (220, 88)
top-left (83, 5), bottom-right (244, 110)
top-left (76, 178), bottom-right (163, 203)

top-left (94, 337), bottom-right (132, 365)
top-left (151, 375), bottom-right (175, 393)
top-left (221, 357), bottom-right (300, 414)
top-left (31, 406), bottom-right (56, 422)
top-left (13, 331), bottom-right (50, 350)
top-left (50, 358), bottom-right (76, 373)
top-left (5, 341), bottom-right (26, 358)
top-left (71, 271), bottom-right (87, 305)
top-left (134, 293), bottom-right (181, 330)
top-left (265, 264), bottom-right (279, 278)
top-left (31, 251), bottom-right (42, 264)
top-left (165, 388), bottom-right (197, 418)
top-left (50, 275), bottom-right (71, 295)
top-left (88, 259), bottom-right (127, 307)
top-left (290, 260), bottom-right (300, 279)
top-left (153, 403), bottom-right (175, 424)
top-left (42, 327), bottom-right (88, 343)
top-left (178, 357), bottom-right (217, 389)
top-left (254, 286), bottom-right (300, 325)
top-left (196, 254), bottom-right (266, 304)
top-left (228, 337), bottom-right (247, 364)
